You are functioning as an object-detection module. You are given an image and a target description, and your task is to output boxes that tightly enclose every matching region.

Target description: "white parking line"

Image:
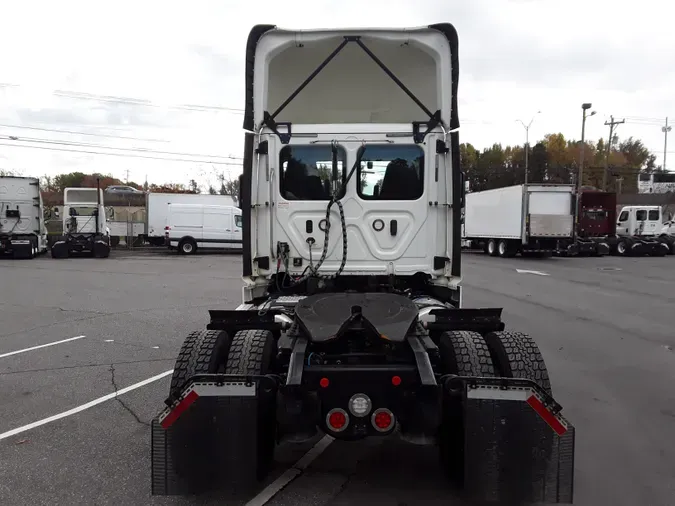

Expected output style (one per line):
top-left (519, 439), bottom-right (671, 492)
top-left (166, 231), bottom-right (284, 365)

top-left (0, 335), bottom-right (86, 359)
top-left (244, 434), bottom-right (335, 506)
top-left (0, 369), bottom-right (173, 442)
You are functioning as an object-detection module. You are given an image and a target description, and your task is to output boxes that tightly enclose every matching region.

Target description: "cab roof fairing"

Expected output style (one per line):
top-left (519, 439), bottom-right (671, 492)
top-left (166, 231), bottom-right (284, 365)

top-left (243, 24), bottom-right (459, 133)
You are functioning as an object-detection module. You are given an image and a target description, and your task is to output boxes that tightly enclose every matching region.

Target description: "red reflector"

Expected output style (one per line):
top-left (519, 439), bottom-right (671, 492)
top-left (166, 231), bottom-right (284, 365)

top-left (328, 411), bottom-right (346, 429)
top-left (374, 411), bottom-right (392, 430)
top-left (391, 375), bottom-right (401, 386)
top-left (526, 395), bottom-right (568, 436)
top-left (160, 390), bottom-right (199, 429)
top-left (319, 377), bottom-right (330, 388)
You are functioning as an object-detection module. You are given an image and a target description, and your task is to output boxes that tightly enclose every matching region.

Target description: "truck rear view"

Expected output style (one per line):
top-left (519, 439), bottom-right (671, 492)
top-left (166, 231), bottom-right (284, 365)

top-left (51, 185), bottom-right (111, 259)
top-left (150, 23), bottom-right (575, 505)
top-left (463, 184), bottom-right (575, 257)
top-left (0, 176), bottom-right (48, 259)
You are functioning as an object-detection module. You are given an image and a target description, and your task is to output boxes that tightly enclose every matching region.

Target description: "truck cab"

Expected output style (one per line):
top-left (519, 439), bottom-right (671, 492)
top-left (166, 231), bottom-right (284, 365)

top-left (0, 176), bottom-right (48, 259)
top-left (616, 205), bottom-right (663, 237)
top-left (51, 186), bottom-right (111, 258)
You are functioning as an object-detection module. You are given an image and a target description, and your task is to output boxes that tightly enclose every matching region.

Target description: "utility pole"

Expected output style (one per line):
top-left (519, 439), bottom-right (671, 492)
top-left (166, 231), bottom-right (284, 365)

top-left (125, 169), bottom-right (130, 183)
top-left (603, 115), bottom-right (625, 191)
top-left (663, 117), bottom-right (671, 171)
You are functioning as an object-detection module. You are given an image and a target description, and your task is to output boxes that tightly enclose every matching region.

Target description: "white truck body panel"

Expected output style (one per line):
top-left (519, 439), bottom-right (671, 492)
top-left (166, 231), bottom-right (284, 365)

top-left (146, 193), bottom-right (235, 239)
top-left (108, 221), bottom-right (145, 237)
top-left (527, 185), bottom-right (575, 238)
top-left (0, 176), bottom-right (48, 253)
top-left (463, 184), bottom-right (574, 241)
top-left (166, 204), bottom-right (242, 250)
top-left (248, 26), bottom-right (458, 282)
top-left (464, 185), bottom-right (524, 240)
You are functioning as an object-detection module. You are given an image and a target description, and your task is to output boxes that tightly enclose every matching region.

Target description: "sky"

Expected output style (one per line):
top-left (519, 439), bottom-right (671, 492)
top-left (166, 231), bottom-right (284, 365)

top-left (1, 0), bottom-right (673, 191)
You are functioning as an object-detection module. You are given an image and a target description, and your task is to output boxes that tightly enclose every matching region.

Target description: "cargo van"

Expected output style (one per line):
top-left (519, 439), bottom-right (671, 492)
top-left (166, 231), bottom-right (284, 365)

top-left (165, 204), bottom-right (242, 254)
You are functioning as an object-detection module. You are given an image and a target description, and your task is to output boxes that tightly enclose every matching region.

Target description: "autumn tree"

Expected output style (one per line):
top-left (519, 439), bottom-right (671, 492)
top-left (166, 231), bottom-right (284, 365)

top-left (188, 179), bottom-right (201, 194)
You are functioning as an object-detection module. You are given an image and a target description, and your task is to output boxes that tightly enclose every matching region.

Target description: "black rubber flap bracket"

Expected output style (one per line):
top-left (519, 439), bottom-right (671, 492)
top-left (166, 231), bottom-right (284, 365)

top-left (462, 395), bottom-right (575, 503)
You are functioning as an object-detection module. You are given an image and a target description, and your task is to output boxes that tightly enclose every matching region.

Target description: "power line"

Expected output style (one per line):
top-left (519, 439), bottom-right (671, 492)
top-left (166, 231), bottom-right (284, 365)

top-left (0, 135), bottom-right (243, 161)
top-left (0, 123), bottom-right (170, 143)
top-left (0, 142), bottom-right (244, 165)
top-left (1, 82), bottom-right (245, 114)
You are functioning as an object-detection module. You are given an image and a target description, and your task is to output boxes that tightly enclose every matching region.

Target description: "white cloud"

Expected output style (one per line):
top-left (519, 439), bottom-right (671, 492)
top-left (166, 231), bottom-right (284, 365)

top-left (0, 0), bottom-right (672, 189)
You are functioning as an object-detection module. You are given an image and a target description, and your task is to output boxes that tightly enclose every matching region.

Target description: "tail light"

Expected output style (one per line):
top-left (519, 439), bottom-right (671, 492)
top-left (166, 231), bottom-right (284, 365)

top-left (326, 408), bottom-right (349, 433)
top-left (371, 408), bottom-right (395, 432)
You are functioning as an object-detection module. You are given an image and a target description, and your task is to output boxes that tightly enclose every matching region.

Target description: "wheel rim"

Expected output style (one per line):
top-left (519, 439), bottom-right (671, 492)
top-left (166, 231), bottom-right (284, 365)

top-left (183, 243), bottom-right (193, 253)
top-left (618, 242), bottom-right (625, 253)
top-left (488, 241), bottom-right (495, 254)
top-left (499, 242), bottom-right (506, 255)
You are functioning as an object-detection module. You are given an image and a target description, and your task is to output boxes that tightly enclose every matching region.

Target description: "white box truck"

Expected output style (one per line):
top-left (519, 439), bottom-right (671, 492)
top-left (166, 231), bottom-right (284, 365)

top-left (145, 193), bottom-right (235, 246)
top-left (462, 183), bottom-right (575, 257)
top-left (165, 203), bottom-right (242, 254)
top-left (0, 176), bottom-right (48, 259)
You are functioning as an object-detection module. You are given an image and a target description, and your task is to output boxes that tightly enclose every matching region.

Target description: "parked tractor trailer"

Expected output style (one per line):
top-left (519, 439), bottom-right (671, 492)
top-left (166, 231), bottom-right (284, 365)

top-left (150, 23), bottom-right (575, 505)
top-left (558, 190), bottom-right (674, 257)
top-left (462, 183), bottom-right (575, 257)
top-left (0, 176), bottom-right (48, 259)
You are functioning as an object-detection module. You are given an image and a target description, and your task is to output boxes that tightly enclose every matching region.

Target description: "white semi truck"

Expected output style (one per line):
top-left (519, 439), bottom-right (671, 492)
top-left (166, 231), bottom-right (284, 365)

top-left (462, 183), bottom-right (575, 257)
top-left (150, 23), bottom-right (575, 505)
top-left (0, 176), bottom-right (48, 259)
top-left (51, 182), bottom-right (111, 258)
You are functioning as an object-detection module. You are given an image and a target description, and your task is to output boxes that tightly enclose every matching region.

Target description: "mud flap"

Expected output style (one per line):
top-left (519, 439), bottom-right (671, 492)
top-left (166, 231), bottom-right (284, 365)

top-left (463, 383), bottom-right (575, 504)
top-left (151, 377), bottom-right (266, 495)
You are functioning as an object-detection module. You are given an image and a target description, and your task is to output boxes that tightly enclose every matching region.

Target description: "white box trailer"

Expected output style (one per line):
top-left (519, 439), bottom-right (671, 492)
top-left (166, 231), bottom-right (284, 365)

top-left (462, 183), bottom-right (575, 257)
top-left (145, 192), bottom-right (235, 246)
top-left (0, 176), bottom-right (48, 259)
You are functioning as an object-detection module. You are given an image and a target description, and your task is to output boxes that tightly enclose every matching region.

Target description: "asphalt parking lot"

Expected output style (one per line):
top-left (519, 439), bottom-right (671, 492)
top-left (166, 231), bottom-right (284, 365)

top-left (1, 250), bottom-right (674, 506)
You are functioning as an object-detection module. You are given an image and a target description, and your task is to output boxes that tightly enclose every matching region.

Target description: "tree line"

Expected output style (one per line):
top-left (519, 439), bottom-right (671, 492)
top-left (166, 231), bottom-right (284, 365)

top-left (2, 130), bottom-right (661, 202)
top-left (461, 132), bottom-right (660, 194)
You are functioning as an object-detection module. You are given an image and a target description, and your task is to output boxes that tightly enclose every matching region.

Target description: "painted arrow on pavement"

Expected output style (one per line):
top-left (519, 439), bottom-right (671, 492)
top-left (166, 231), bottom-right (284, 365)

top-left (515, 269), bottom-right (550, 276)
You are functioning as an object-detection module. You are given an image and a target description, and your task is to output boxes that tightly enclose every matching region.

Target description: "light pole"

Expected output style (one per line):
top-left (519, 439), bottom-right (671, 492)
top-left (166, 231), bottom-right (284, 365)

top-left (575, 103), bottom-right (596, 238)
top-left (578, 103), bottom-right (596, 194)
top-left (517, 111), bottom-right (541, 185)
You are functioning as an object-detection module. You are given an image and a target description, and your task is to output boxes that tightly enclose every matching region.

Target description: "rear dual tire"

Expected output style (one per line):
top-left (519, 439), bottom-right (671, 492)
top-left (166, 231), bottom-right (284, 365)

top-left (167, 328), bottom-right (277, 492)
top-left (437, 329), bottom-right (552, 486)
top-left (486, 239), bottom-right (515, 257)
